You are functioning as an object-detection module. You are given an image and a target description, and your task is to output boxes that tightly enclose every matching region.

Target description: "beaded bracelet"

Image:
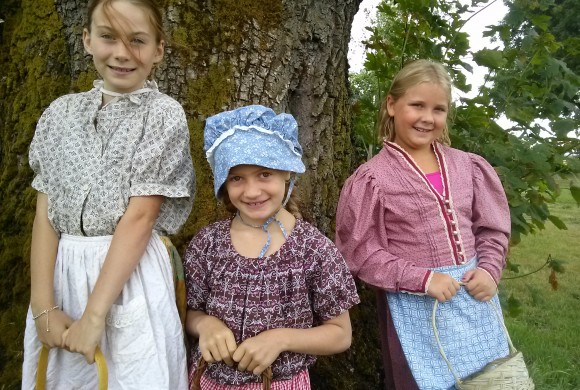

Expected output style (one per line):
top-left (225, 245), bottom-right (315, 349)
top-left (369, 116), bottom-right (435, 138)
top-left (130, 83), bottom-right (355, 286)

top-left (32, 305), bottom-right (59, 332)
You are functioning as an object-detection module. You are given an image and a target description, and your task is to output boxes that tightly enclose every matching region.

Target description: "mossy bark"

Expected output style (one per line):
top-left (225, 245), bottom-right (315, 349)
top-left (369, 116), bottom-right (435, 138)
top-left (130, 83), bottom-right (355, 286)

top-left (0, 0), bottom-right (383, 388)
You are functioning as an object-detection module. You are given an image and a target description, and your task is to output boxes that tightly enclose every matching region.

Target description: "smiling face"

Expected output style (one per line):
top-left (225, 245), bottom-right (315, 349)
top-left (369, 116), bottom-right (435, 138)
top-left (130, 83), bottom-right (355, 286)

top-left (224, 165), bottom-right (290, 226)
top-left (82, 0), bottom-right (164, 95)
top-left (386, 82), bottom-right (449, 154)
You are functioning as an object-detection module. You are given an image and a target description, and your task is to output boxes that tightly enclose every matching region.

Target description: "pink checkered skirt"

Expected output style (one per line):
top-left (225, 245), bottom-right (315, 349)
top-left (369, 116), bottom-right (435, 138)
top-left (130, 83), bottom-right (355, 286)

top-left (198, 369), bottom-right (310, 390)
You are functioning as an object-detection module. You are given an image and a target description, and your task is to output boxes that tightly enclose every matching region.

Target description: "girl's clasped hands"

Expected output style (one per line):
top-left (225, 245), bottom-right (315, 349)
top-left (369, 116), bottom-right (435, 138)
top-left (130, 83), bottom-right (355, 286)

top-left (196, 314), bottom-right (281, 375)
top-left (427, 268), bottom-right (497, 303)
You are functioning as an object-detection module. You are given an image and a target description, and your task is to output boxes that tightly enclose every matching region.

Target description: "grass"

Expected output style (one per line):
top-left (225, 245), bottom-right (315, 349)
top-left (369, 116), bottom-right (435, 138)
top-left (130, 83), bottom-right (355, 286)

top-left (500, 183), bottom-right (580, 389)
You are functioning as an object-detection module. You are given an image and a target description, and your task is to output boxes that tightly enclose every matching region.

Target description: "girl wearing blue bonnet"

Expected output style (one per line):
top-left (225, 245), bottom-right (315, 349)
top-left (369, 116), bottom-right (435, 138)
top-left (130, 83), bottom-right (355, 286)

top-left (184, 105), bottom-right (359, 389)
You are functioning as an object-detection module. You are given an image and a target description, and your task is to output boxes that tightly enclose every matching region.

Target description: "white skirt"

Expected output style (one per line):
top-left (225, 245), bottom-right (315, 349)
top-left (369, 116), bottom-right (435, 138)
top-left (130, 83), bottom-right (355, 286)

top-left (22, 232), bottom-right (188, 389)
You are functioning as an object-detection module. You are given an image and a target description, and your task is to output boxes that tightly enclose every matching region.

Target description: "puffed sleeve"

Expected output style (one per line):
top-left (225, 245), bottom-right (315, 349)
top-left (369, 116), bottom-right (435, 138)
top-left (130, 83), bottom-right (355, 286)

top-left (335, 166), bottom-right (433, 293)
top-left (305, 226), bottom-right (360, 322)
top-left (470, 154), bottom-right (510, 283)
top-left (183, 226), bottom-right (212, 312)
top-left (29, 101), bottom-right (60, 194)
top-left (131, 96), bottom-right (195, 233)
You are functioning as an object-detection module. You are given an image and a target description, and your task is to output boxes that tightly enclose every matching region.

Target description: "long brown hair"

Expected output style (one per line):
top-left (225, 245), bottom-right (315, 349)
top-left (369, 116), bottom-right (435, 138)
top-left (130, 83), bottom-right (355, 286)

top-left (377, 59), bottom-right (453, 145)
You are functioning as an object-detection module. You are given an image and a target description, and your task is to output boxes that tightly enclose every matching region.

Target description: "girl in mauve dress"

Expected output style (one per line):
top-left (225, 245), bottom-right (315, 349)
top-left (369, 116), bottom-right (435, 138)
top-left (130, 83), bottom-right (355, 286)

top-left (184, 105), bottom-right (359, 390)
top-left (336, 59), bottom-right (513, 390)
top-left (22, 0), bottom-right (194, 388)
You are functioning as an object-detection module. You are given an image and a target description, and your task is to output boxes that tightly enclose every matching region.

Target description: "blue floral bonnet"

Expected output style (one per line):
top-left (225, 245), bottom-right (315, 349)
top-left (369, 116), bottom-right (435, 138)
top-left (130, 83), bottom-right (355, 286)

top-left (204, 105), bottom-right (306, 198)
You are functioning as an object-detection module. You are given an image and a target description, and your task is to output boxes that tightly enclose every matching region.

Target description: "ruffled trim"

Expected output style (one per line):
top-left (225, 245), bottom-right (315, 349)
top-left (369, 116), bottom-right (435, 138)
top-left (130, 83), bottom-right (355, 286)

top-left (205, 124), bottom-right (302, 169)
top-left (93, 79), bottom-right (158, 105)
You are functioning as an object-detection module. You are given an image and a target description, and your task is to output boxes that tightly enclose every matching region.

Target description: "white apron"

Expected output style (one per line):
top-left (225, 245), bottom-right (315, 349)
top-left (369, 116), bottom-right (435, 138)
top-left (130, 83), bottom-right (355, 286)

top-left (22, 232), bottom-right (188, 389)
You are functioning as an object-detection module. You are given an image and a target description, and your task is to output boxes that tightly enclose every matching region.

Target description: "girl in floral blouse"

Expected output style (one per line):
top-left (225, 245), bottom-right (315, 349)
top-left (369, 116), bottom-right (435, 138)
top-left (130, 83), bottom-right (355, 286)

top-left (22, 0), bottom-right (194, 388)
top-left (184, 105), bottom-right (359, 389)
top-left (336, 60), bottom-right (512, 389)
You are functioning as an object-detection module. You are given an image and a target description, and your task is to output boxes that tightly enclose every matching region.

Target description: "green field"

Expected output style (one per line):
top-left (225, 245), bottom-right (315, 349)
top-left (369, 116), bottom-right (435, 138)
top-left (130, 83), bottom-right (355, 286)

top-left (500, 182), bottom-right (580, 389)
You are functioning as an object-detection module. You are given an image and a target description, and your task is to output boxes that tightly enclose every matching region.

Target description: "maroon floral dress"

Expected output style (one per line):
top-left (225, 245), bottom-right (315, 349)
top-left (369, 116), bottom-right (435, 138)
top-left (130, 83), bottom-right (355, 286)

top-left (184, 218), bottom-right (359, 386)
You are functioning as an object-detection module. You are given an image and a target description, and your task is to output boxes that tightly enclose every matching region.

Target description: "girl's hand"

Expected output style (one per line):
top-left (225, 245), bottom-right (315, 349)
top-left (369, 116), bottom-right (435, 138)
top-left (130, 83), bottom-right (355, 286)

top-left (462, 268), bottom-right (497, 301)
top-left (197, 315), bottom-right (237, 366)
top-left (34, 309), bottom-right (73, 349)
top-left (427, 273), bottom-right (461, 302)
top-left (62, 313), bottom-right (105, 363)
top-left (232, 329), bottom-right (283, 375)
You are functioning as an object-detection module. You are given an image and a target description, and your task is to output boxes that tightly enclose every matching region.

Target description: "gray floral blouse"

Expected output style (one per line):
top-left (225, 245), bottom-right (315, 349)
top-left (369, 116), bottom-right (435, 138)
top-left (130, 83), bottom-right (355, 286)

top-left (29, 81), bottom-right (195, 236)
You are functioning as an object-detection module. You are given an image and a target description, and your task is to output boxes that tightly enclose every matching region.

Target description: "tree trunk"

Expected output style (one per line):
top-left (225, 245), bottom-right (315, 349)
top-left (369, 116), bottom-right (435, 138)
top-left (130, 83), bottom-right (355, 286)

top-left (0, 0), bottom-right (383, 388)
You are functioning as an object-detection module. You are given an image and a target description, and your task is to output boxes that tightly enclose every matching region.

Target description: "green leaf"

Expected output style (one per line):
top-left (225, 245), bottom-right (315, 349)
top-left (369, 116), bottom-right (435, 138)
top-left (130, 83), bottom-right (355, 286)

top-left (457, 59), bottom-right (473, 73)
top-left (570, 184), bottom-right (580, 207)
top-left (473, 49), bottom-right (507, 69)
top-left (505, 294), bottom-right (522, 317)
top-left (505, 259), bottom-right (521, 273)
top-left (551, 119), bottom-right (577, 138)
top-left (547, 215), bottom-right (567, 230)
top-left (530, 15), bottom-right (551, 32)
top-left (549, 258), bottom-right (567, 273)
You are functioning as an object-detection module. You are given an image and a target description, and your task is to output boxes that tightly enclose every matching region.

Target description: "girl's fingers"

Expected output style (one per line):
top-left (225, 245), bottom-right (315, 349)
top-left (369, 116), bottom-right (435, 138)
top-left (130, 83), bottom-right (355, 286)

top-left (236, 350), bottom-right (252, 372)
top-left (200, 347), bottom-right (215, 363)
top-left (253, 364), bottom-right (267, 376)
top-left (461, 270), bottom-right (474, 283)
top-left (246, 360), bottom-right (259, 374)
top-left (84, 349), bottom-right (95, 364)
top-left (226, 334), bottom-right (237, 355)
top-left (60, 329), bottom-right (69, 349)
top-left (217, 342), bottom-right (234, 366)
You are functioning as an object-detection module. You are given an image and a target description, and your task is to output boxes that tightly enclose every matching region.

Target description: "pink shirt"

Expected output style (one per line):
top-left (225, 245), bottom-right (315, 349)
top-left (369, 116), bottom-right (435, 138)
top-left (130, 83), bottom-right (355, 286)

top-left (426, 171), bottom-right (443, 194)
top-left (335, 142), bottom-right (510, 293)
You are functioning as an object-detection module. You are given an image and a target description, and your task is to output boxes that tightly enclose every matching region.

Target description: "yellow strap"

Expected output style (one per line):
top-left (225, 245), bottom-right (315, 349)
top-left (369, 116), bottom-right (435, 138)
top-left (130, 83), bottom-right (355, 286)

top-left (36, 345), bottom-right (108, 390)
top-left (36, 344), bottom-right (49, 390)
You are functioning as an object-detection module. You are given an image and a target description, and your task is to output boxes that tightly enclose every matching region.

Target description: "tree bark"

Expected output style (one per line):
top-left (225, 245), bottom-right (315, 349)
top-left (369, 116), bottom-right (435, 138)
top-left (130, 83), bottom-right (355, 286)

top-left (0, 0), bottom-right (383, 388)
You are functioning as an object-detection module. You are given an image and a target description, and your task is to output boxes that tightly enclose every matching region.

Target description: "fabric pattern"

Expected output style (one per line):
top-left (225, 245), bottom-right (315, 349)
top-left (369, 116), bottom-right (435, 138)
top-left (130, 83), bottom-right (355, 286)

top-left (21, 233), bottom-right (188, 389)
top-left (199, 369), bottom-right (310, 390)
top-left (203, 105), bottom-right (305, 196)
top-left (387, 258), bottom-right (510, 390)
top-left (29, 80), bottom-right (195, 236)
top-left (335, 142), bottom-right (510, 293)
top-left (184, 218), bottom-right (359, 385)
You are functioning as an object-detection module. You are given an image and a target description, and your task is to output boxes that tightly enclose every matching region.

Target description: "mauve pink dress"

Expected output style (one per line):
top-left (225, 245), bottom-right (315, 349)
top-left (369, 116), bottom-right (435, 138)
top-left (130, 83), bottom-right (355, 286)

top-left (336, 141), bottom-right (510, 389)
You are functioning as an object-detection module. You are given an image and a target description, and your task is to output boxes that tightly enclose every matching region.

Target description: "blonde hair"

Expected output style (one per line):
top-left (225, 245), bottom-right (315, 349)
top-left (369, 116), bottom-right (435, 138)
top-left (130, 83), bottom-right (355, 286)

top-left (377, 59), bottom-right (453, 145)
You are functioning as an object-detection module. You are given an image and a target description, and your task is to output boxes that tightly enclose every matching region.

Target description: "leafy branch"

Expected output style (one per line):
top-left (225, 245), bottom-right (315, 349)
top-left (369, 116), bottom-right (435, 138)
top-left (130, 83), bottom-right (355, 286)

top-left (503, 254), bottom-right (565, 291)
